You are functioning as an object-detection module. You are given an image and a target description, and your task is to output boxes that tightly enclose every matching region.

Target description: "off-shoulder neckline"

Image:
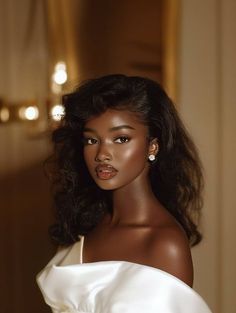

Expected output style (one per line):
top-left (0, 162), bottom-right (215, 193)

top-left (51, 258), bottom-right (209, 303)
top-left (38, 236), bottom-right (211, 312)
top-left (57, 236), bottom-right (193, 290)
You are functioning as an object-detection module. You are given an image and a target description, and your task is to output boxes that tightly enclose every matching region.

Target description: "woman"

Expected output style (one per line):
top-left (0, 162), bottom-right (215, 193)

top-left (37, 74), bottom-right (212, 312)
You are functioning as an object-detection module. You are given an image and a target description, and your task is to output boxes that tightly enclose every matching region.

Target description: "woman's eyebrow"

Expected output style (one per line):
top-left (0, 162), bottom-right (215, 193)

top-left (83, 125), bottom-right (135, 133)
top-left (109, 125), bottom-right (135, 131)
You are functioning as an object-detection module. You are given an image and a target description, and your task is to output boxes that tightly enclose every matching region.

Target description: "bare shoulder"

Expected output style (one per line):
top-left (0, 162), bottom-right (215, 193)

top-left (145, 224), bottom-right (193, 287)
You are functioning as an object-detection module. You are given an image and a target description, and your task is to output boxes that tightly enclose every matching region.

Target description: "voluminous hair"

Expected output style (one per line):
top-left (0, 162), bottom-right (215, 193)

top-left (48, 74), bottom-right (204, 247)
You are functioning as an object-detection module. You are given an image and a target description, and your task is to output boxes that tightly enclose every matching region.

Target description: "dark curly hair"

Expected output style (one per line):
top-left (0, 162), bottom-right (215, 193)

top-left (48, 74), bottom-right (203, 247)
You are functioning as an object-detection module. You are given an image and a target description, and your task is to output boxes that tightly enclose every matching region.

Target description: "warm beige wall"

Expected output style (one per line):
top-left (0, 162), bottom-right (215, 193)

top-left (47, 0), bottom-right (164, 87)
top-left (0, 1), bottom-right (54, 313)
top-left (220, 1), bottom-right (236, 311)
top-left (0, 0), bottom-right (50, 176)
top-left (179, 1), bottom-right (236, 312)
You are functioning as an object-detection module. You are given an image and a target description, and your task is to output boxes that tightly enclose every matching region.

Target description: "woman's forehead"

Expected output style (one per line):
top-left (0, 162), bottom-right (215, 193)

top-left (83, 109), bottom-right (147, 132)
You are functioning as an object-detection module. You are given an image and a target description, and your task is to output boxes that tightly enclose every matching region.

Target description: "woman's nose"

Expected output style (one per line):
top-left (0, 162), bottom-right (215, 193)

top-left (95, 143), bottom-right (112, 162)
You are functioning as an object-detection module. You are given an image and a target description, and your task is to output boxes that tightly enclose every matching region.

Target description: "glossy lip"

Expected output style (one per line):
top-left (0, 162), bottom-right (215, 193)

top-left (95, 164), bottom-right (118, 180)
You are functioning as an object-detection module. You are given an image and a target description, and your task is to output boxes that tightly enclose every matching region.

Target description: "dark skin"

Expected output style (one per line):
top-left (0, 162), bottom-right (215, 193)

top-left (82, 109), bottom-right (193, 287)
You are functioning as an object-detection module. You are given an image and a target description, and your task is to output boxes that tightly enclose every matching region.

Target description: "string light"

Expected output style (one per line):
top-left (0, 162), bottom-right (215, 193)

top-left (19, 106), bottom-right (39, 120)
top-left (51, 104), bottom-right (65, 121)
top-left (0, 106), bottom-right (10, 122)
top-left (52, 62), bottom-right (68, 85)
top-left (0, 61), bottom-right (68, 127)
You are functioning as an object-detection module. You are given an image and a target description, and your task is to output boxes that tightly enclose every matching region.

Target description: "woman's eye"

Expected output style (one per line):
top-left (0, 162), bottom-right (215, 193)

top-left (114, 136), bottom-right (130, 144)
top-left (83, 138), bottom-right (97, 145)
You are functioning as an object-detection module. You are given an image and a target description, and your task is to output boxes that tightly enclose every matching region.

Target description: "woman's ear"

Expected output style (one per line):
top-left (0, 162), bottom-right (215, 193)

top-left (148, 138), bottom-right (159, 160)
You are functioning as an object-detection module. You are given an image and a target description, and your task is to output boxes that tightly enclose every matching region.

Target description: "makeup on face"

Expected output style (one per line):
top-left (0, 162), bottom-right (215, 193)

top-left (83, 109), bottom-right (151, 190)
top-left (95, 164), bottom-right (118, 180)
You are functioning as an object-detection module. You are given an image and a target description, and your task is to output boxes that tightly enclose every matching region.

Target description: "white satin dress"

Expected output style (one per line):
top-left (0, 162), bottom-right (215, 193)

top-left (37, 236), bottom-right (212, 313)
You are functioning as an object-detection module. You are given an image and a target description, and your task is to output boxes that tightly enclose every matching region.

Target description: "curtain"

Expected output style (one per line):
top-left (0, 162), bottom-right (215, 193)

top-left (0, 1), bottom-right (53, 313)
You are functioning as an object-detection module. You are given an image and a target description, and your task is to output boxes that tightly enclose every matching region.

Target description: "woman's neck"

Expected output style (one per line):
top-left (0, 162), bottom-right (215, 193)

top-left (109, 174), bottom-right (159, 227)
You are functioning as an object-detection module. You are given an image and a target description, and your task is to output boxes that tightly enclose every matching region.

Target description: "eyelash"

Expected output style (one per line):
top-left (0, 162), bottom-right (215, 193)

top-left (83, 136), bottom-right (130, 145)
top-left (114, 136), bottom-right (130, 144)
top-left (83, 138), bottom-right (97, 145)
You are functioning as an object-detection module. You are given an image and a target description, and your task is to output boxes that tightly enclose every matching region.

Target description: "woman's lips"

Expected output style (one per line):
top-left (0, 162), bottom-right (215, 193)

top-left (95, 164), bottom-right (118, 180)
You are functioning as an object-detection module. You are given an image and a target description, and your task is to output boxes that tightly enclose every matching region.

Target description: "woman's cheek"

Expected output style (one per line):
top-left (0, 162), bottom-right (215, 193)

top-left (122, 142), bottom-right (147, 162)
top-left (83, 148), bottom-right (95, 174)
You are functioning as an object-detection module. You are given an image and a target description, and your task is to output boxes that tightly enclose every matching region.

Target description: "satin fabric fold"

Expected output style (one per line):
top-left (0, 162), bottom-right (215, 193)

top-left (37, 239), bottom-right (212, 313)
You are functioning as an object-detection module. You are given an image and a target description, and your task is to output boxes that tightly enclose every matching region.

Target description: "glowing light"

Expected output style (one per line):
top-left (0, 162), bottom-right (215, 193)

top-left (51, 104), bottom-right (65, 121)
top-left (19, 106), bottom-right (39, 120)
top-left (53, 62), bottom-right (68, 85)
top-left (0, 107), bottom-right (10, 122)
top-left (51, 81), bottom-right (62, 94)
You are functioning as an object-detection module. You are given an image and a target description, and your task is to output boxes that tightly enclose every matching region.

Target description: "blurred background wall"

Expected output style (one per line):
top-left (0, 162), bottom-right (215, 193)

top-left (179, 1), bottom-right (236, 312)
top-left (0, 1), bottom-right (54, 313)
top-left (0, 0), bottom-right (235, 313)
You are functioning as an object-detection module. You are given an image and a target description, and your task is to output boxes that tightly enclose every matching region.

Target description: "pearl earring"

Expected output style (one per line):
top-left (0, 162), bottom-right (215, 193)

top-left (148, 154), bottom-right (156, 161)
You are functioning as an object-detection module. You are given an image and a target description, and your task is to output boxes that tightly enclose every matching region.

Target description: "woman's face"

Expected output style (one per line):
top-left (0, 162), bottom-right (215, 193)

top-left (82, 109), bottom-right (155, 190)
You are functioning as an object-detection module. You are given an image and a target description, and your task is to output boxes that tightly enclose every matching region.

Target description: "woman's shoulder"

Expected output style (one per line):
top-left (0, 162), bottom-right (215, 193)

top-left (144, 222), bottom-right (193, 286)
